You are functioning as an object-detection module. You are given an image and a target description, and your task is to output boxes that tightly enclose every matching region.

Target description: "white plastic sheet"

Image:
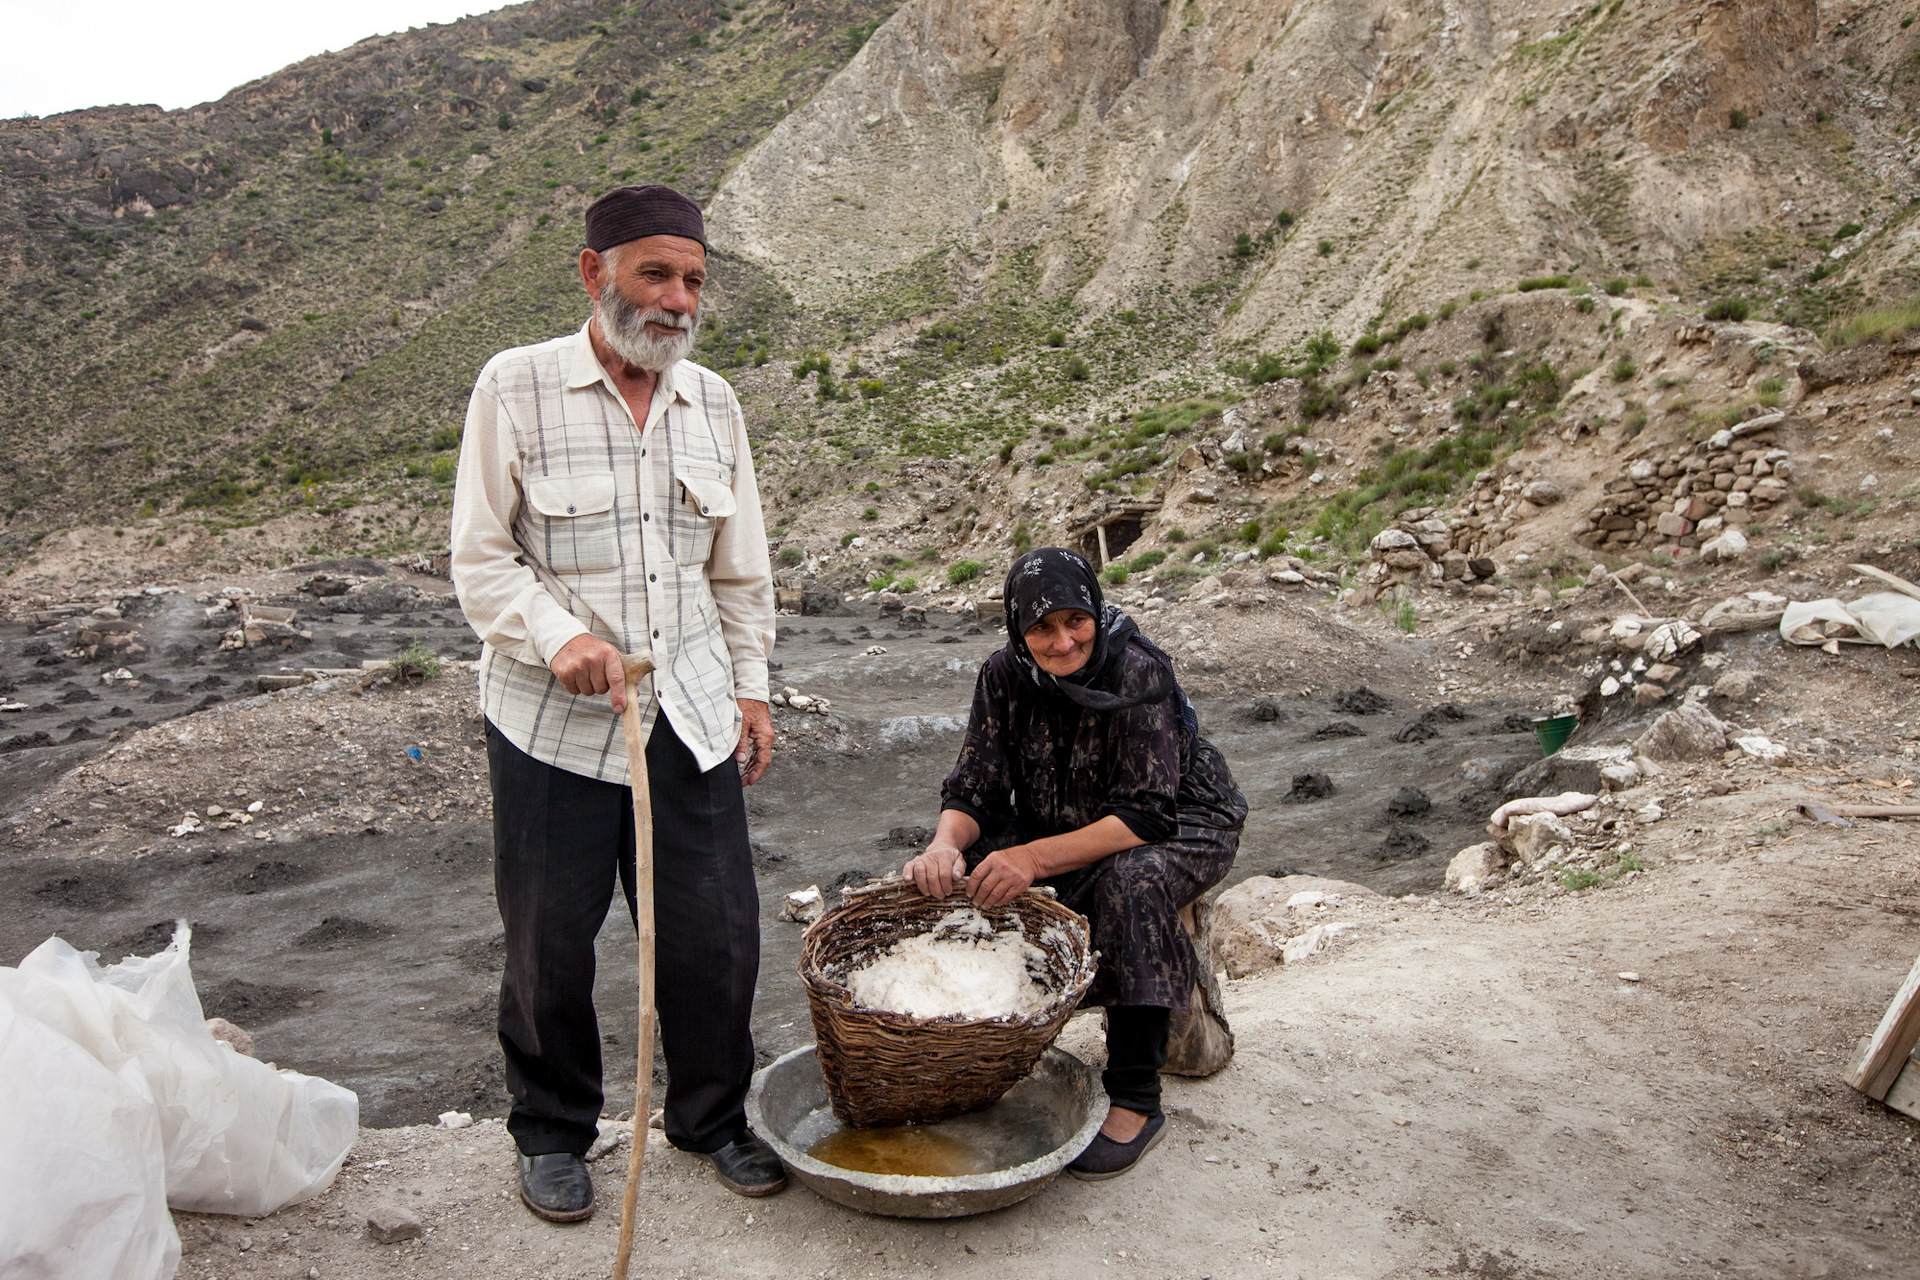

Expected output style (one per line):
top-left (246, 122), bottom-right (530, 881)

top-left (0, 924), bottom-right (357, 1279)
top-left (0, 999), bottom-right (179, 1280)
top-left (1780, 594), bottom-right (1920, 652)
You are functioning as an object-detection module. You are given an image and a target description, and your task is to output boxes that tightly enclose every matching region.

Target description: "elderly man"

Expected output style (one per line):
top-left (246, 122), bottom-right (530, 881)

top-left (451, 185), bottom-right (783, 1221)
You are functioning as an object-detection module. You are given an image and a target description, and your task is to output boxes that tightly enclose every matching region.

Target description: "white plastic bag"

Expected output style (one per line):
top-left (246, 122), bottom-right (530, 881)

top-left (0, 997), bottom-right (181, 1280)
top-left (0, 924), bottom-right (357, 1216)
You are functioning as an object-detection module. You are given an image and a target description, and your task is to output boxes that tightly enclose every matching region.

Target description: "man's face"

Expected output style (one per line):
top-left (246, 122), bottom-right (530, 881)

top-left (581, 235), bottom-right (706, 372)
top-left (582, 234), bottom-right (706, 323)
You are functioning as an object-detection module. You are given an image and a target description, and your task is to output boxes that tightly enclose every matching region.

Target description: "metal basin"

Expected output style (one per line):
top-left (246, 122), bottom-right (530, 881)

top-left (746, 1044), bottom-right (1104, 1219)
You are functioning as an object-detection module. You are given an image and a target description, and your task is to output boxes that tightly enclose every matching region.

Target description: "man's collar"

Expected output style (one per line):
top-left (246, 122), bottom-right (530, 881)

top-left (563, 321), bottom-right (691, 404)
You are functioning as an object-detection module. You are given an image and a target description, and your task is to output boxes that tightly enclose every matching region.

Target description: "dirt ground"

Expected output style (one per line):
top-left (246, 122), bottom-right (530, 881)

top-left (7, 552), bottom-right (1920, 1278)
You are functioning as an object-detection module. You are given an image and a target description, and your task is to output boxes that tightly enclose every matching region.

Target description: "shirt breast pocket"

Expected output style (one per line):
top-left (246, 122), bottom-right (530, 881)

top-left (525, 472), bottom-right (621, 574)
top-left (669, 463), bottom-right (736, 566)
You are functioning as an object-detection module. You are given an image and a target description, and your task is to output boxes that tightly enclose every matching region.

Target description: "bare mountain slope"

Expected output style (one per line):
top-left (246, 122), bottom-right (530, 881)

top-left (711, 0), bottom-right (1920, 347)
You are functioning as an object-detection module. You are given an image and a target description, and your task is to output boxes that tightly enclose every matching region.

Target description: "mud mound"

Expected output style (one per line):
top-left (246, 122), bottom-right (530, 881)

top-left (1385, 787), bottom-right (1432, 818)
top-left (294, 915), bottom-right (394, 949)
top-left (1333, 687), bottom-right (1392, 716)
top-left (199, 978), bottom-right (316, 1025)
top-left (233, 859), bottom-right (315, 893)
top-left (1310, 721), bottom-right (1365, 740)
top-left (32, 871), bottom-right (130, 910)
top-left (1281, 771), bottom-right (1336, 804)
top-left (1375, 827), bottom-right (1433, 862)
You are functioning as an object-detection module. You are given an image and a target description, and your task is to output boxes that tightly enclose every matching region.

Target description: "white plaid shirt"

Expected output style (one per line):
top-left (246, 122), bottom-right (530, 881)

top-left (450, 323), bottom-right (773, 783)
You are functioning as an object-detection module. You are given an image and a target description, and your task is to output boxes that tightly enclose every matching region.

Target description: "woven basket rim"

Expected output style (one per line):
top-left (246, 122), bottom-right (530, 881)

top-left (799, 879), bottom-right (1096, 1029)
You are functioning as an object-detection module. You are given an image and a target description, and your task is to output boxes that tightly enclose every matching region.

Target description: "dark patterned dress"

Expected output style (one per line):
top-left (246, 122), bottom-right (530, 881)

top-left (941, 641), bottom-right (1246, 1010)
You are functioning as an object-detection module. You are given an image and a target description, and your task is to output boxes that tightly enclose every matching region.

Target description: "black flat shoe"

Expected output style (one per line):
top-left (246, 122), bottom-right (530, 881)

top-left (518, 1152), bottom-right (595, 1222)
top-left (709, 1133), bottom-right (788, 1197)
top-left (1067, 1112), bottom-right (1167, 1181)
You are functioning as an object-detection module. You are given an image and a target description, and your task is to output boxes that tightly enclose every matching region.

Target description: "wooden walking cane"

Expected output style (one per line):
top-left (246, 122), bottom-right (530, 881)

top-left (612, 654), bottom-right (656, 1280)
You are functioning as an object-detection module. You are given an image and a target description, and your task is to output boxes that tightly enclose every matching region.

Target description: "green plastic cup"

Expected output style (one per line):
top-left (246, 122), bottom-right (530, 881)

top-left (1532, 714), bottom-right (1578, 756)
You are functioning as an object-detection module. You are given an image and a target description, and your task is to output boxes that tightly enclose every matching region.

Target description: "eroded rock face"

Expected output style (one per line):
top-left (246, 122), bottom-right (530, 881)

top-left (1633, 0), bottom-right (1818, 152)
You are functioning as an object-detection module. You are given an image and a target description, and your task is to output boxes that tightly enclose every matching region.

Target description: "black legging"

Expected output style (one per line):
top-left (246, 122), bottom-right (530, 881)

top-left (1103, 1006), bottom-right (1172, 1116)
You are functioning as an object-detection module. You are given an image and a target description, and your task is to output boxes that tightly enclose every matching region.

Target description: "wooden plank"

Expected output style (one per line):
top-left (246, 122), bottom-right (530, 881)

top-left (1095, 523), bottom-right (1110, 568)
top-left (1851, 563), bottom-right (1920, 605)
top-left (1819, 804), bottom-right (1920, 819)
top-left (1850, 949), bottom-right (1920, 1100)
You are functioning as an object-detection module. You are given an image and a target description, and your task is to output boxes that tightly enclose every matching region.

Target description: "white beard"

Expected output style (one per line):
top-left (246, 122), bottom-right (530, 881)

top-left (597, 288), bottom-right (697, 371)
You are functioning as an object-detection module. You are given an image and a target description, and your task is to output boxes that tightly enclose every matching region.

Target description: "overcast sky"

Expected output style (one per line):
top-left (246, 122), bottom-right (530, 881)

top-left (0, 1), bottom-right (493, 120)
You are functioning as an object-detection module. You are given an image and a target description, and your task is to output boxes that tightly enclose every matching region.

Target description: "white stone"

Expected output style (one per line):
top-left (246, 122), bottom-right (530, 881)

top-left (781, 885), bottom-right (824, 924)
top-left (1282, 923), bottom-right (1355, 964)
top-left (1509, 813), bottom-right (1575, 863)
top-left (1699, 528), bottom-right (1747, 563)
top-left (1445, 842), bottom-right (1507, 893)
top-left (437, 1110), bottom-right (474, 1130)
top-left (1735, 735), bottom-right (1787, 761)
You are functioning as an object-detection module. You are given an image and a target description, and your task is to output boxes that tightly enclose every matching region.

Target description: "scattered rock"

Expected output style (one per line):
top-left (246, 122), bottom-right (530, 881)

top-left (365, 1203), bottom-right (424, 1245)
top-left (1698, 527), bottom-right (1748, 564)
top-left (1598, 761), bottom-right (1642, 792)
top-left (1212, 875), bottom-right (1379, 979)
top-left (1734, 735), bottom-right (1787, 762)
top-left (1642, 620), bottom-right (1702, 663)
top-left (1633, 681), bottom-right (1669, 707)
top-left (1634, 702), bottom-right (1730, 763)
top-left (586, 1119), bottom-right (630, 1161)
top-left (1281, 923), bottom-right (1356, 965)
top-left (781, 886), bottom-right (823, 924)
top-left (1250, 696), bottom-right (1286, 722)
top-left (1712, 669), bottom-right (1764, 701)
top-left (437, 1111), bottom-right (474, 1130)
top-left (1509, 813), bottom-right (1575, 864)
top-left (204, 1017), bottom-right (255, 1058)
top-left (1445, 842), bottom-right (1508, 893)
top-left (1281, 771), bottom-right (1336, 803)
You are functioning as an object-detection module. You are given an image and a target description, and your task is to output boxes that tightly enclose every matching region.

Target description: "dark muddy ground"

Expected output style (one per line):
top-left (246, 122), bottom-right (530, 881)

top-left (0, 596), bottom-right (1546, 1131)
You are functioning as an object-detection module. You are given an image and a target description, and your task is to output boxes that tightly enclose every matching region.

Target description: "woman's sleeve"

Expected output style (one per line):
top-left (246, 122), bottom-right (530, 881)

top-left (1100, 694), bottom-right (1181, 845)
top-left (940, 658), bottom-right (1017, 835)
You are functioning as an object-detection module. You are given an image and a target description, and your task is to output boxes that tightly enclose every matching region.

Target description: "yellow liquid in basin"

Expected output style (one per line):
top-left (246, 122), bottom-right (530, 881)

top-left (807, 1124), bottom-right (995, 1177)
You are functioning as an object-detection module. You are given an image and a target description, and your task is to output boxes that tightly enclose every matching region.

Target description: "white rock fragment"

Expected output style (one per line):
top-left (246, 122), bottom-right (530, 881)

top-left (437, 1110), bottom-right (474, 1130)
top-left (1735, 735), bottom-right (1787, 761)
top-left (781, 885), bottom-right (824, 924)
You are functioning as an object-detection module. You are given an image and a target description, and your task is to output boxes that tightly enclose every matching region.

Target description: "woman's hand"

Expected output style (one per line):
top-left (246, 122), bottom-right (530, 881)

top-left (969, 846), bottom-right (1042, 909)
top-left (904, 843), bottom-right (967, 898)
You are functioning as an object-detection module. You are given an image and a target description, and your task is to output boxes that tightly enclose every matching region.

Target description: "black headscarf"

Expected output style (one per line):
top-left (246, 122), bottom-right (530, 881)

top-left (1002, 548), bottom-right (1176, 713)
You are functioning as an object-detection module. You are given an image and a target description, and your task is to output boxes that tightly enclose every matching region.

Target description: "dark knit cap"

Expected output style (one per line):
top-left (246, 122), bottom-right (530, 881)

top-left (584, 184), bottom-right (706, 252)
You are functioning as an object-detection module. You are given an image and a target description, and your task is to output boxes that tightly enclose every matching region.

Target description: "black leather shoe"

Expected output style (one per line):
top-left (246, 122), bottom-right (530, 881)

top-left (709, 1133), bottom-right (787, 1197)
top-left (1067, 1112), bottom-right (1167, 1180)
top-left (518, 1152), bottom-right (594, 1222)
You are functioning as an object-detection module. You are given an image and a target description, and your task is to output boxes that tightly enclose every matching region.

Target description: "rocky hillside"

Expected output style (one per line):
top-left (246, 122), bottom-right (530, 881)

top-left (0, 0), bottom-right (897, 559)
top-left (4, 0), bottom-right (1920, 591)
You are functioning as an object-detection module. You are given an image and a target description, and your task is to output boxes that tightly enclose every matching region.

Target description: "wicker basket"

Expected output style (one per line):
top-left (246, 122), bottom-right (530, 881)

top-left (798, 878), bottom-right (1097, 1129)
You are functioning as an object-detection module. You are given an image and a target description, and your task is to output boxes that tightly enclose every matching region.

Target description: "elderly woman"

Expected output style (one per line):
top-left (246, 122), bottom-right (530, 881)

top-left (903, 547), bottom-right (1246, 1179)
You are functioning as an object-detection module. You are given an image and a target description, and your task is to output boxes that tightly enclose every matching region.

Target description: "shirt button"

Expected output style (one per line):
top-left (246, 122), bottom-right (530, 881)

top-left (566, 505), bottom-right (577, 514)
top-left (652, 629), bottom-right (660, 639)
top-left (643, 512), bottom-right (650, 521)
top-left (648, 574), bottom-right (657, 582)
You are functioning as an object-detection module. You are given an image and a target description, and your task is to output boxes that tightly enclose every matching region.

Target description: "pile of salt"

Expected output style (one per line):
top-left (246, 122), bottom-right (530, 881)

top-left (844, 908), bottom-right (1050, 1020)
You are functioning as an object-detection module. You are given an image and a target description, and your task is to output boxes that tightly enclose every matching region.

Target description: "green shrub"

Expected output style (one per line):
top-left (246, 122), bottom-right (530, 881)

top-left (1165, 526), bottom-right (1189, 543)
top-left (1012, 523), bottom-right (1032, 554)
top-left (1045, 329), bottom-right (1067, 347)
top-left (392, 637), bottom-right (443, 683)
top-left (1351, 334), bottom-right (1383, 357)
top-left (1728, 108), bottom-right (1749, 130)
top-left (1262, 432), bottom-right (1290, 453)
top-left (1233, 232), bottom-right (1254, 258)
top-left (860, 507), bottom-right (878, 521)
top-left (1100, 563), bottom-right (1129, 585)
top-left (1826, 297), bottom-right (1920, 348)
top-left (895, 576), bottom-right (918, 593)
top-left (857, 378), bottom-right (886, 399)
top-left (946, 559), bottom-right (983, 585)
top-left (431, 456), bottom-right (456, 485)
top-left (1605, 278), bottom-right (1630, 296)
top-left (1316, 239), bottom-right (1334, 256)
top-left (1622, 410), bottom-right (1648, 437)
top-left (1130, 549), bottom-right (1167, 571)
top-left (1836, 221), bottom-right (1864, 239)
top-left (776, 544), bottom-right (805, 568)
top-left (1704, 298), bottom-right (1750, 322)
top-left (1610, 357), bottom-right (1636, 382)
top-left (1192, 539), bottom-right (1220, 559)
top-left (1238, 519), bottom-right (1262, 543)
top-left (1064, 356), bottom-right (1089, 381)
top-left (430, 424), bottom-right (462, 451)
top-left (1517, 275), bottom-right (1571, 291)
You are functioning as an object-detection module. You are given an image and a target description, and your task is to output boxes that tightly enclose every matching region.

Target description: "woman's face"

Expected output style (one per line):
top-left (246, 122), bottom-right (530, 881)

top-left (1025, 608), bottom-right (1098, 677)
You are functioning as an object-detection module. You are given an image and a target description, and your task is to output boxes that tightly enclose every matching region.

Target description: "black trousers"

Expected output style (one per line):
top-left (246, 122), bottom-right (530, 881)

top-left (486, 718), bottom-right (759, 1157)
